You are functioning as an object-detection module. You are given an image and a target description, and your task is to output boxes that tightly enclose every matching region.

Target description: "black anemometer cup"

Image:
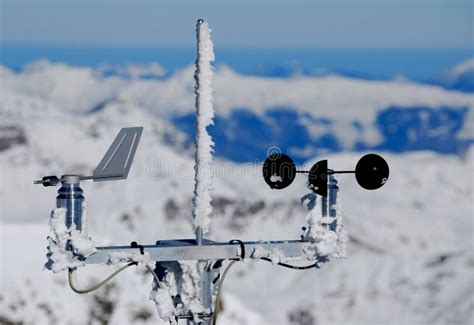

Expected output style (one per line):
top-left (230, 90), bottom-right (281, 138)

top-left (262, 153), bottom-right (297, 189)
top-left (355, 153), bottom-right (390, 190)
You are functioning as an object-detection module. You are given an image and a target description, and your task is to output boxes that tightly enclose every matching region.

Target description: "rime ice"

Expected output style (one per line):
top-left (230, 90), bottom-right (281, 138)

top-left (178, 260), bottom-right (205, 313)
top-left (107, 251), bottom-right (151, 267)
top-left (192, 21), bottom-right (215, 235)
top-left (300, 192), bottom-right (348, 260)
top-left (150, 286), bottom-right (175, 322)
top-left (150, 260), bottom-right (207, 323)
top-left (45, 207), bottom-right (96, 273)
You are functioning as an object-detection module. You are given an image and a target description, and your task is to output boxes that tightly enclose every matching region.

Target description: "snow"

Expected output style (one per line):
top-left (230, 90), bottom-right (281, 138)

top-left (1, 59), bottom-right (472, 153)
top-left (69, 231), bottom-right (97, 257)
top-left (192, 21), bottom-right (215, 236)
top-left (107, 251), bottom-right (150, 268)
top-left (2, 147), bottom-right (473, 323)
top-left (44, 207), bottom-right (96, 273)
top-left (149, 263), bottom-right (179, 323)
top-left (98, 63), bottom-right (166, 79)
top-left (177, 260), bottom-right (205, 314)
top-left (300, 193), bottom-right (348, 259)
top-left (150, 286), bottom-right (175, 322)
top-left (268, 248), bottom-right (286, 264)
top-left (149, 260), bottom-right (208, 323)
top-left (249, 211), bottom-right (346, 266)
top-left (249, 246), bottom-right (286, 264)
top-left (1, 56), bottom-right (473, 323)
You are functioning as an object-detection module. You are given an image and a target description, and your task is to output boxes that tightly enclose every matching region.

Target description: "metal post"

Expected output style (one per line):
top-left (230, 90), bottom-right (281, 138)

top-left (202, 262), bottom-right (213, 318)
top-left (321, 194), bottom-right (328, 218)
top-left (328, 174), bottom-right (339, 232)
top-left (194, 18), bottom-right (204, 248)
top-left (56, 174), bottom-right (84, 231)
top-left (193, 18), bottom-right (212, 325)
top-left (196, 228), bottom-right (203, 246)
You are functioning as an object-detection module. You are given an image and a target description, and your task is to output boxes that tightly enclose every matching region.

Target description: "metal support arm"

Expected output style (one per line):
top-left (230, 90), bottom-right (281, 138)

top-left (75, 239), bottom-right (313, 265)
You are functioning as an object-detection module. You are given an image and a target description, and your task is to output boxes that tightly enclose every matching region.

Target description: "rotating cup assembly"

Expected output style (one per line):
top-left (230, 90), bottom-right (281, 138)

top-left (262, 153), bottom-right (390, 196)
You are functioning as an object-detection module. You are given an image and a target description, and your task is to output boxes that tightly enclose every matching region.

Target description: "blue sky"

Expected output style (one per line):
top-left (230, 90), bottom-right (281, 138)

top-left (1, 0), bottom-right (472, 48)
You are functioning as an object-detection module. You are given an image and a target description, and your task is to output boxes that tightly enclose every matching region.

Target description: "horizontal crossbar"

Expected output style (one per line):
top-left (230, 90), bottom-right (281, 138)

top-left (78, 239), bottom-right (311, 264)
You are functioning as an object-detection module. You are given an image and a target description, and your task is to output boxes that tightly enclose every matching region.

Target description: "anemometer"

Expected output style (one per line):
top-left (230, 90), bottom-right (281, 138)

top-left (263, 153), bottom-right (389, 194)
top-left (262, 152), bottom-right (389, 232)
top-left (34, 20), bottom-right (389, 324)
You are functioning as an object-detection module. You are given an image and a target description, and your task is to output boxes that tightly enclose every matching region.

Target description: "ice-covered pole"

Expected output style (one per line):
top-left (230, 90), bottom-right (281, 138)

top-left (193, 19), bottom-right (215, 246)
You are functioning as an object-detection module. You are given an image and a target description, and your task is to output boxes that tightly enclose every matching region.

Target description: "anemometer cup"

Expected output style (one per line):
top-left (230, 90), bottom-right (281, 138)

top-left (307, 160), bottom-right (328, 196)
top-left (262, 153), bottom-right (296, 189)
top-left (354, 154), bottom-right (389, 190)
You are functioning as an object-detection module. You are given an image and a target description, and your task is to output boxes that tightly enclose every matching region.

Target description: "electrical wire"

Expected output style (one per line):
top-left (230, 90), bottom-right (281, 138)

top-left (145, 263), bottom-right (163, 289)
top-left (67, 243), bottom-right (316, 322)
top-left (68, 262), bottom-right (163, 294)
top-left (212, 259), bottom-right (238, 325)
top-left (212, 257), bottom-right (316, 324)
top-left (260, 257), bottom-right (317, 270)
top-left (68, 262), bottom-right (135, 294)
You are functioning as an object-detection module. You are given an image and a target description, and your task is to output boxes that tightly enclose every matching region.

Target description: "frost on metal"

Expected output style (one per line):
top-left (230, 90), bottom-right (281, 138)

top-left (150, 286), bottom-right (175, 322)
top-left (248, 193), bottom-right (348, 268)
top-left (150, 262), bottom-right (179, 323)
top-left (330, 194), bottom-right (349, 258)
top-left (106, 251), bottom-right (150, 267)
top-left (178, 260), bottom-right (205, 316)
top-left (150, 261), bottom-right (206, 323)
top-left (300, 192), bottom-right (348, 261)
top-left (44, 207), bottom-right (97, 273)
top-left (250, 246), bottom-right (285, 265)
top-left (192, 20), bottom-right (215, 235)
top-left (250, 245), bottom-right (269, 260)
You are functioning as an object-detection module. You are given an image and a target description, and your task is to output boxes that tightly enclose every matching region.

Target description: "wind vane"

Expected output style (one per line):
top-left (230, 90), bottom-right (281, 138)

top-left (34, 20), bottom-right (389, 324)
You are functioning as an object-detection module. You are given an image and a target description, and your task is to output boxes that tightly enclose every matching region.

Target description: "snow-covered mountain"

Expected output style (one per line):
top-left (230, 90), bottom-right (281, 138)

top-left (1, 62), bottom-right (473, 324)
top-left (2, 61), bottom-right (473, 164)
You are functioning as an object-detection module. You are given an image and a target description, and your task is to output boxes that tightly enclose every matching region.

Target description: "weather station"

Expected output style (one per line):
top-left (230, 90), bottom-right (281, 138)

top-left (34, 20), bottom-right (389, 324)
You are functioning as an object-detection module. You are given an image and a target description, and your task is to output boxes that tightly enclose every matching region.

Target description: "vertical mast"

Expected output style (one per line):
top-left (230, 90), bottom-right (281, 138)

top-left (193, 19), bottom-right (215, 324)
top-left (193, 19), bottom-right (215, 246)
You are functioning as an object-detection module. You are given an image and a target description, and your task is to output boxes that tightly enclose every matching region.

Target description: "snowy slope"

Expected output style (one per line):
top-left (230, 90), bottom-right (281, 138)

top-left (1, 61), bottom-right (473, 164)
top-left (1, 63), bottom-right (474, 324)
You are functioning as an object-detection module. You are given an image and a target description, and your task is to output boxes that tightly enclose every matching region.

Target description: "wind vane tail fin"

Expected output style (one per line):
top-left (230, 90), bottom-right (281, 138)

top-left (93, 127), bottom-right (143, 182)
